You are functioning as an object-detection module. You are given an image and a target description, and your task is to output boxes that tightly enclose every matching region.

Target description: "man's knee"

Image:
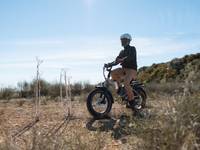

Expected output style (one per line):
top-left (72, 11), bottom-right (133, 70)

top-left (111, 70), bottom-right (116, 77)
top-left (111, 68), bottom-right (123, 78)
top-left (111, 71), bottom-right (117, 80)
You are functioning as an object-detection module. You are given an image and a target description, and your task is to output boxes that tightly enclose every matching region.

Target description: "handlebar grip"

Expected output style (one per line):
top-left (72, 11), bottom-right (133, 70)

top-left (104, 61), bottom-right (117, 68)
top-left (104, 63), bottom-right (109, 68)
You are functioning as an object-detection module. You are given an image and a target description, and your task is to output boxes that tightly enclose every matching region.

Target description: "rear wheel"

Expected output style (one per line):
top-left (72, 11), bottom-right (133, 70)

top-left (87, 88), bottom-right (112, 118)
top-left (133, 87), bottom-right (147, 108)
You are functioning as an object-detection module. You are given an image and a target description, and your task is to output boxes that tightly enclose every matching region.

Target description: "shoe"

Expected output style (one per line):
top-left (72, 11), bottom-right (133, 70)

top-left (128, 99), bottom-right (142, 110)
top-left (134, 98), bottom-right (142, 109)
top-left (134, 109), bottom-right (145, 118)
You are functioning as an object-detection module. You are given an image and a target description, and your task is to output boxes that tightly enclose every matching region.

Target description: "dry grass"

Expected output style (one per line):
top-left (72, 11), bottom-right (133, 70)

top-left (0, 92), bottom-right (199, 150)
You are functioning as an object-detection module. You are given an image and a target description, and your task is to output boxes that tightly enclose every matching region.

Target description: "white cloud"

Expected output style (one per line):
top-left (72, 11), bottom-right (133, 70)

top-left (0, 62), bottom-right (34, 69)
top-left (1, 36), bottom-right (199, 66)
top-left (0, 35), bottom-right (199, 86)
top-left (135, 36), bottom-right (200, 57)
top-left (0, 39), bottom-right (65, 46)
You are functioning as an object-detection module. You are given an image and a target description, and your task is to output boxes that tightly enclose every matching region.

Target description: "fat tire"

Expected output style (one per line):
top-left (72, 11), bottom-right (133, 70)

top-left (137, 88), bottom-right (147, 108)
top-left (87, 88), bottom-right (112, 119)
top-left (133, 87), bottom-right (147, 108)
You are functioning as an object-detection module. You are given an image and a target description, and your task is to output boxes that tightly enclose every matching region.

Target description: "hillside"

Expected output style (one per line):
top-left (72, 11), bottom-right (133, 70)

top-left (138, 53), bottom-right (200, 83)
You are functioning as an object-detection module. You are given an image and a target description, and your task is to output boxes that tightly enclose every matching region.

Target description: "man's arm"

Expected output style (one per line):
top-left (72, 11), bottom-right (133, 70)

top-left (116, 56), bottom-right (127, 63)
top-left (115, 50), bottom-right (126, 64)
top-left (123, 47), bottom-right (136, 64)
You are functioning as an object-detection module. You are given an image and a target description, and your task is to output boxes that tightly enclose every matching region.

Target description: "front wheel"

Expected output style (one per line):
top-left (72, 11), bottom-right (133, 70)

top-left (87, 88), bottom-right (112, 118)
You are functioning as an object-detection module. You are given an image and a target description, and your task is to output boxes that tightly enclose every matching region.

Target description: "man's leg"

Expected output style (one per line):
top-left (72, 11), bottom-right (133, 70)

top-left (111, 68), bottom-right (124, 85)
top-left (124, 68), bottom-right (136, 100)
top-left (123, 68), bottom-right (141, 109)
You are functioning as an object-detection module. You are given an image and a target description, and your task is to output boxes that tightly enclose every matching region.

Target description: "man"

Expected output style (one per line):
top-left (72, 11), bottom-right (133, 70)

top-left (111, 33), bottom-right (141, 110)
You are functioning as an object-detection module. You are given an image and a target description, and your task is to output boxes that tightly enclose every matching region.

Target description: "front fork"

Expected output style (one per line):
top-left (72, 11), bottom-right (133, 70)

top-left (98, 93), bottom-right (105, 104)
top-left (95, 86), bottom-right (114, 103)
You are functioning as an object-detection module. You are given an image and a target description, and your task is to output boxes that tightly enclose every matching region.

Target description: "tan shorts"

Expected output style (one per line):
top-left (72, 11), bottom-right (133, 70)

top-left (111, 68), bottom-right (137, 83)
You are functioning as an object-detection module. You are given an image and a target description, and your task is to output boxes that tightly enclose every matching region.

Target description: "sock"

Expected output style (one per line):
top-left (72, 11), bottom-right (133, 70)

top-left (113, 81), bottom-right (119, 90)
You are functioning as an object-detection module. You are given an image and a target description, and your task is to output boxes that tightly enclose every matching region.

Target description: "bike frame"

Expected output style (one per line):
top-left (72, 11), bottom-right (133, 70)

top-left (96, 63), bottom-right (116, 88)
top-left (96, 61), bottom-right (147, 103)
top-left (86, 61), bottom-right (147, 118)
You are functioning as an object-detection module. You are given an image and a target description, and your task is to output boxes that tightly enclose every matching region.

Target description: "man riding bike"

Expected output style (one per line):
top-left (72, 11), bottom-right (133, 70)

top-left (111, 33), bottom-right (141, 110)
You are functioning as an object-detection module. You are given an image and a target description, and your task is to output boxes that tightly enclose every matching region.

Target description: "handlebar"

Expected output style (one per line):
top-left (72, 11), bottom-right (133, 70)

top-left (103, 57), bottom-right (128, 80)
top-left (104, 61), bottom-right (118, 68)
top-left (103, 61), bottom-right (118, 80)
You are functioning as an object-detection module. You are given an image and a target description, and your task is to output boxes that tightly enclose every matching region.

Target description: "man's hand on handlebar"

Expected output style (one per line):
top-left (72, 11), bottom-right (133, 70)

top-left (104, 63), bottom-right (109, 68)
top-left (104, 61), bottom-right (118, 68)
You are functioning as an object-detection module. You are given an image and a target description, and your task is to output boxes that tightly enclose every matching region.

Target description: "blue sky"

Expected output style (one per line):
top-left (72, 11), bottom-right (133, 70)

top-left (0, 0), bottom-right (200, 87)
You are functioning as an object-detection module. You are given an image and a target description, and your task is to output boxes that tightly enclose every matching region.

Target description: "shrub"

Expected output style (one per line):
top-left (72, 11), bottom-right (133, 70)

top-left (0, 88), bottom-right (16, 100)
top-left (139, 95), bottom-right (200, 150)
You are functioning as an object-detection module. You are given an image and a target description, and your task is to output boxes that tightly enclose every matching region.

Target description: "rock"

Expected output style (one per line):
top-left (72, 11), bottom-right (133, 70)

top-left (0, 136), bottom-right (4, 144)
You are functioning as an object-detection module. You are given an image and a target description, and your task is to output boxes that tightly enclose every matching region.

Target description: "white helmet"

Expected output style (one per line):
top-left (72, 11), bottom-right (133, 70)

top-left (120, 33), bottom-right (132, 41)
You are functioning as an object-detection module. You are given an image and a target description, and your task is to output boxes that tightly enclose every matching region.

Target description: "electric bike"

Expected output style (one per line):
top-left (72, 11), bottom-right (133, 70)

top-left (86, 61), bottom-right (147, 118)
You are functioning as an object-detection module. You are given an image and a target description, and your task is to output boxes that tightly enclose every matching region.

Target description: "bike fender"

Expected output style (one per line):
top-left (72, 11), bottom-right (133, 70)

top-left (132, 83), bottom-right (144, 88)
top-left (135, 86), bottom-right (147, 99)
top-left (95, 87), bottom-right (114, 103)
